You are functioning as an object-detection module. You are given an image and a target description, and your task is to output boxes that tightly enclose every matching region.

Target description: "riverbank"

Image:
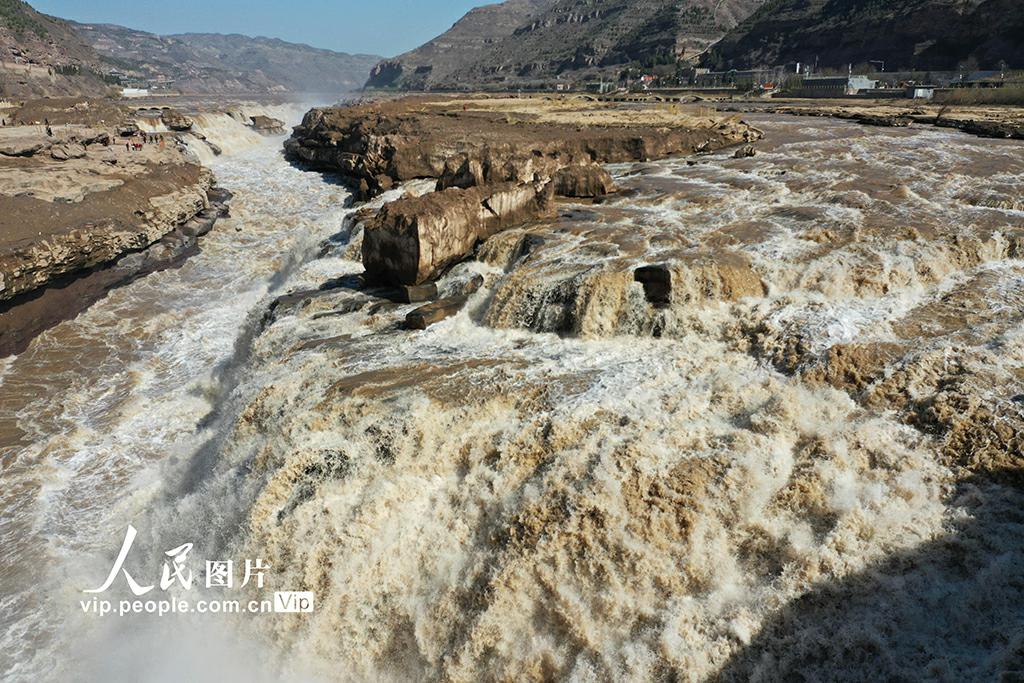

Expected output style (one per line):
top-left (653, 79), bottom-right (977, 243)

top-left (723, 98), bottom-right (1024, 139)
top-left (0, 97), bottom-right (292, 356)
top-left (0, 135), bottom-right (358, 682)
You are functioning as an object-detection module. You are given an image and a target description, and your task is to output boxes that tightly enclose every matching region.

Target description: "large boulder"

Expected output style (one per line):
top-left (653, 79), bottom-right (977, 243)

top-left (50, 142), bottom-right (87, 161)
top-left (405, 295), bottom-right (469, 330)
top-left (249, 115), bottom-right (286, 136)
top-left (161, 109), bottom-right (194, 132)
top-left (363, 180), bottom-right (555, 286)
top-left (553, 164), bottom-right (617, 198)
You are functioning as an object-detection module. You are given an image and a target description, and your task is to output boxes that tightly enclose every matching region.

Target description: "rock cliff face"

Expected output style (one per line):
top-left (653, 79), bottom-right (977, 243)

top-left (0, 0), bottom-right (109, 97)
top-left (366, 0), bottom-right (766, 90)
top-left (705, 0), bottom-right (1024, 71)
top-left (0, 163), bottom-right (213, 303)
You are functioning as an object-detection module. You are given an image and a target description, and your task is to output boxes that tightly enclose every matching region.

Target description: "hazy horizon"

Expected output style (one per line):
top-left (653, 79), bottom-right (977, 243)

top-left (30, 0), bottom-right (486, 57)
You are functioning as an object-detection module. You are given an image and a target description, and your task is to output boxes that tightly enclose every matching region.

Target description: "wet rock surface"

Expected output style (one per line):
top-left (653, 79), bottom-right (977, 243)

top-left (362, 179), bottom-right (555, 286)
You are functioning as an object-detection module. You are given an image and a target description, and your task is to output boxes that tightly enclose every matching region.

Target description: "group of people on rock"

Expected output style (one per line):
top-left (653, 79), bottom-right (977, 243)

top-left (125, 133), bottom-right (166, 152)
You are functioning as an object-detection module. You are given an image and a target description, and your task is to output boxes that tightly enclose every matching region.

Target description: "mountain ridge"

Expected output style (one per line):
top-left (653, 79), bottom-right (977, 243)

top-left (704, 0), bottom-right (1024, 72)
top-left (0, 0), bottom-right (110, 96)
top-left (72, 21), bottom-right (382, 95)
top-left (367, 0), bottom-right (767, 91)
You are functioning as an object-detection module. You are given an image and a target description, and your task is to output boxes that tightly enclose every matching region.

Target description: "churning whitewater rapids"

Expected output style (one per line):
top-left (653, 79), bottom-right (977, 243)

top-left (1, 112), bottom-right (1023, 682)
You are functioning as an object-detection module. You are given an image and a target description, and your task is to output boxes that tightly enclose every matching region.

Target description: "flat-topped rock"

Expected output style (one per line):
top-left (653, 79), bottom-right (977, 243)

top-left (363, 179), bottom-right (555, 286)
top-left (285, 95), bottom-right (761, 200)
top-left (161, 109), bottom-right (194, 132)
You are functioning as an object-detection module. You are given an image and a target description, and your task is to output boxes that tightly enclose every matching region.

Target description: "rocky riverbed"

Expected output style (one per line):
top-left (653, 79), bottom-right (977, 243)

top-left (286, 95), bottom-right (760, 294)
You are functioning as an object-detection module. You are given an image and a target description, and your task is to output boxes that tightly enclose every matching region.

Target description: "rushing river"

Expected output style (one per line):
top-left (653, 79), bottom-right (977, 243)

top-left (2, 112), bottom-right (1022, 682)
top-left (0, 112), bottom-right (358, 681)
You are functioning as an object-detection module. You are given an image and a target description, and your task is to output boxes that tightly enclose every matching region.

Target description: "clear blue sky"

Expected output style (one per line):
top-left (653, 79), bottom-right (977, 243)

top-left (31, 0), bottom-right (484, 57)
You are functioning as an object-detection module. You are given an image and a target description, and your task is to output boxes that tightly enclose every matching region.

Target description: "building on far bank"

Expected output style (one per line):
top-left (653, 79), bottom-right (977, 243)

top-left (693, 68), bottom-right (784, 90)
top-left (785, 75), bottom-right (878, 97)
top-left (585, 81), bottom-right (616, 94)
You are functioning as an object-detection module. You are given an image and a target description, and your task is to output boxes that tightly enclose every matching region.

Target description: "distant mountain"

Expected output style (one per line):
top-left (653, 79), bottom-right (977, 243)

top-left (0, 0), bottom-right (110, 97)
top-left (366, 0), bottom-right (767, 90)
top-left (704, 0), bottom-right (1024, 72)
top-left (72, 22), bottom-right (382, 95)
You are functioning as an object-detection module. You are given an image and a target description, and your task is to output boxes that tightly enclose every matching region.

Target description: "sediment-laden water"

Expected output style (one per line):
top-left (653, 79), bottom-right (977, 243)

top-left (2, 114), bottom-right (1022, 682)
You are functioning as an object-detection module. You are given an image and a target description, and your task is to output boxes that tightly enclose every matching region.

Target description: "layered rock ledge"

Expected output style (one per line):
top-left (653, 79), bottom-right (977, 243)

top-left (0, 103), bottom-right (231, 356)
top-left (287, 95), bottom-right (761, 286)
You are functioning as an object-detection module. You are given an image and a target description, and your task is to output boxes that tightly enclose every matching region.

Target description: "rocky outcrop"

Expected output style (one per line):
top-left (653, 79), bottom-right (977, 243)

top-left (0, 166), bottom-right (215, 303)
top-left (285, 97), bottom-right (761, 200)
top-left (161, 109), bottom-right (194, 132)
top-left (553, 165), bottom-right (616, 198)
top-left (405, 295), bottom-right (470, 330)
top-left (0, 139), bottom-right (50, 157)
top-left (0, 183), bottom-right (231, 357)
top-left (732, 144), bottom-right (757, 158)
top-left (363, 179), bottom-right (555, 285)
top-left (249, 115), bottom-right (286, 136)
top-left (930, 116), bottom-right (1024, 140)
top-left (291, 96), bottom-right (760, 287)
